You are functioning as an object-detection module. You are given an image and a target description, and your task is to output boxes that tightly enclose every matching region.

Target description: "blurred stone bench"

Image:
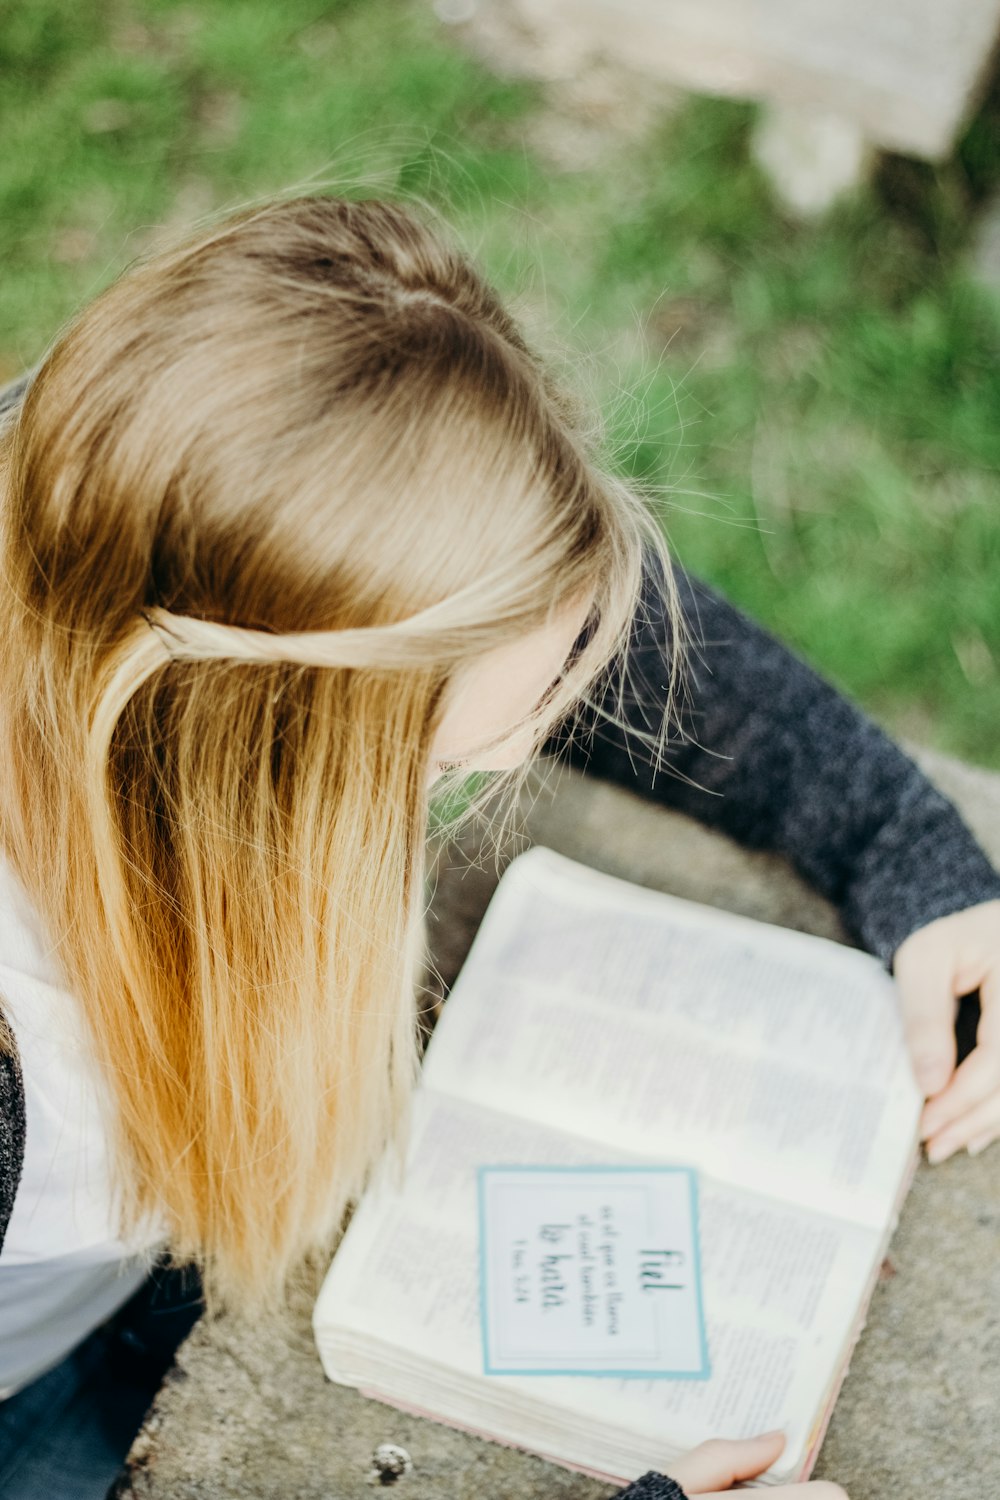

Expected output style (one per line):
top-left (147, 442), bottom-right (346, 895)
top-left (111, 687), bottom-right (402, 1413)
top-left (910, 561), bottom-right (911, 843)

top-left (117, 744), bottom-right (1000, 1500)
top-left (468, 0), bottom-right (1000, 212)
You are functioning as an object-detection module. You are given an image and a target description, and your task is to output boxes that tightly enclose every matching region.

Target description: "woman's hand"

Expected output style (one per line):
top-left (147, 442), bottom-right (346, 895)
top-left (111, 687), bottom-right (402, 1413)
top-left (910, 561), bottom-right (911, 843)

top-left (665, 1431), bottom-right (847, 1497)
top-left (892, 899), bottom-right (1000, 1162)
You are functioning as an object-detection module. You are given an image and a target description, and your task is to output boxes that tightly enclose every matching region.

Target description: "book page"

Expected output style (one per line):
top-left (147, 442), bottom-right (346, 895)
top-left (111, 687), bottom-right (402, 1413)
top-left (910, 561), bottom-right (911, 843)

top-left (423, 848), bottom-right (920, 1229)
top-left (314, 1093), bottom-right (878, 1483)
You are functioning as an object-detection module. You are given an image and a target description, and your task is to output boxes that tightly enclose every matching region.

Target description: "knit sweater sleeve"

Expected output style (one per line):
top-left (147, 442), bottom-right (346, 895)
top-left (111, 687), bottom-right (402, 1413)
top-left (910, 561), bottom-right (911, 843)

top-left (611, 1473), bottom-right (688, 1500)
top-left (0, 1034), bottom-right (26, 1256)
top-left (550, 554), bottom-right (1000, 969)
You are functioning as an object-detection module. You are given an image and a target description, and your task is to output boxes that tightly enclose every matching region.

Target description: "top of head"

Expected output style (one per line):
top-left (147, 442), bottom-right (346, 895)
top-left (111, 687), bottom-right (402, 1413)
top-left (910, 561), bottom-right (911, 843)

top-left (3, 195), bottom-right (650, 697)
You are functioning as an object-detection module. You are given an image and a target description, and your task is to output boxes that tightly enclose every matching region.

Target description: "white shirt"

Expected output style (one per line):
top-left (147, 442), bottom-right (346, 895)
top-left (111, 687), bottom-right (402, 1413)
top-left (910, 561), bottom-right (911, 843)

top-left (0, 858), bottom-right (164, 1393)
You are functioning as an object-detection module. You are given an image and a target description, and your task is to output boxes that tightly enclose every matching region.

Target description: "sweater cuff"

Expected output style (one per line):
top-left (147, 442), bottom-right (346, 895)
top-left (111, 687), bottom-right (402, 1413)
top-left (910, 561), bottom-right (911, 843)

top-left (613, 1472), bottom-right (688, 1500)
top-left (840, 777), bottom-right (1000, 970)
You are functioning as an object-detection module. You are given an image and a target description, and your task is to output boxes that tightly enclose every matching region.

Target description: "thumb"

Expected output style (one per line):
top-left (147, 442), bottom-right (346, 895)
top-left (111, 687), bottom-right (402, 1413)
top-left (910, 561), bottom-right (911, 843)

top-left (892, 935), bottom-right (958, 1097)
top-left (667, 1431), bottom-right (786, 1492)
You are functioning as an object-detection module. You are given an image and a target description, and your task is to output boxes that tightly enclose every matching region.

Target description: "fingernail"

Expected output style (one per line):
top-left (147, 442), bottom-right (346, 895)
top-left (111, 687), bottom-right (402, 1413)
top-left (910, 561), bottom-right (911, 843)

top-left (968, 1136), bottom-right (992, 1157)
top-left (927, 1138), bottom-right (956, 1165)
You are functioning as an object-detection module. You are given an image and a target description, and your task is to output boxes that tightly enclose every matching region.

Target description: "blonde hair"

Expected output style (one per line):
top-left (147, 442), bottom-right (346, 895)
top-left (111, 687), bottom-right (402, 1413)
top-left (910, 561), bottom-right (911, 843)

top-left (0, 196), bottom-right (682, 1306)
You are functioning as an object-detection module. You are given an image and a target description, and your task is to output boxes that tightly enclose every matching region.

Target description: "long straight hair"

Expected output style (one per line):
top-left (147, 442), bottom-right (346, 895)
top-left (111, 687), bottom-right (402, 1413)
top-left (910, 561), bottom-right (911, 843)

top-left (0, 196), bottom-right (682, 1306)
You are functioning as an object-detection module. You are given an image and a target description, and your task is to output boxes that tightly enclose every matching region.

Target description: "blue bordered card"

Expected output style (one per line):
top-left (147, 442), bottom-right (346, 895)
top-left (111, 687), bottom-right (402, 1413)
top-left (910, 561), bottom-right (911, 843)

top-left (477, 1165), bottom-right (710, 1378)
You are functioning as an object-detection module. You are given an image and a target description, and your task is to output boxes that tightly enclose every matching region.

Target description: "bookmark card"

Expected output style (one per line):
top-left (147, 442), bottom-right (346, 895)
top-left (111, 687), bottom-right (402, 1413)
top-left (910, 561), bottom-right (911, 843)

top-left (477, 1166), bottom-right (709, 1378)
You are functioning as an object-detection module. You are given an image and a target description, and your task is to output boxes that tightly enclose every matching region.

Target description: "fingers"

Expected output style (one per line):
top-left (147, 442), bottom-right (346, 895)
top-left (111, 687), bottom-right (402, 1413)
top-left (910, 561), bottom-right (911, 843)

top-left (698, 1486), bottom-right (847, 1500)
top-left (926, 1089), bottom-right (1000, 1162)
top-left (892, 932), bottom-right (958, 1097)
top-left (667, 1431), bottom-right (785, 1492)
top-left (921, 969), bottom-right (1000, 1161)
top-left (921, 1049), bottom-right (1000, 1156)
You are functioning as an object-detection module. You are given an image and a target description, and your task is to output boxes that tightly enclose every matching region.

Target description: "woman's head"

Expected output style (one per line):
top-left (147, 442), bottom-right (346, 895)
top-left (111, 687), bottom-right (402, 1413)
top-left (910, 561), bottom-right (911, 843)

top-left (0, 195), bottom-right (679, 1305)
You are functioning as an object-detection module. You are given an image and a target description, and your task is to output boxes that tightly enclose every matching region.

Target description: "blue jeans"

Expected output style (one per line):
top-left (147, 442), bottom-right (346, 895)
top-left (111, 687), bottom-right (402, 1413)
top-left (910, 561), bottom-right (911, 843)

top-left (0, 1265), bottom-right (201, 1500)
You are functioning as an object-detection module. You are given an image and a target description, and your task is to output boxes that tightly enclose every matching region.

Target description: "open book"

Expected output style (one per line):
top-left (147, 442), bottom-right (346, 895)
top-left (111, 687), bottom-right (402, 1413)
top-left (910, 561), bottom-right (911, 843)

top-left (314, 847), bottom-right (921, 1487)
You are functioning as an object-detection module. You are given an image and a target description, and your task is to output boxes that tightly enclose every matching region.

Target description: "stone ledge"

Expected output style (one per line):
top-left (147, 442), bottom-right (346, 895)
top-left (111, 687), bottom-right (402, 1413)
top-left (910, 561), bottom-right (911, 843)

top-left (487, 0), bottom-right (1000, 160)
top-left (119, 747), bottom-right (1000, 1500)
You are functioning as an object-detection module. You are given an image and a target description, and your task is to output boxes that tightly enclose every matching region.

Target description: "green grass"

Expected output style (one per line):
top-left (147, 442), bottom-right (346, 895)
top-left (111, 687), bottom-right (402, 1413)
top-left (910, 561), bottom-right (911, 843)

top-left (577, 99), bottom-right (1000, 766)
top-left (2, 0), bottom-right (998, 766)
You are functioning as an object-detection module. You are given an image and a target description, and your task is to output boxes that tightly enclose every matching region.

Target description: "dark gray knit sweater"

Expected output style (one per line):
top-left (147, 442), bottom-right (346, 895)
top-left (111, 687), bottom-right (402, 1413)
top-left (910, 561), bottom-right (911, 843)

top-left (558, 552), bottom-right (1000, 967)
top-left (1, 477), bottom-right (998, 1498)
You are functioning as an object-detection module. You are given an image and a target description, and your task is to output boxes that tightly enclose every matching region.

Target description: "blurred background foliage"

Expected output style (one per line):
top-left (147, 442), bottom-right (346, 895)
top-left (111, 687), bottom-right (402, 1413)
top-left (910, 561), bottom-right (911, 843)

top-left (2, 0), bottom-right (998, 765)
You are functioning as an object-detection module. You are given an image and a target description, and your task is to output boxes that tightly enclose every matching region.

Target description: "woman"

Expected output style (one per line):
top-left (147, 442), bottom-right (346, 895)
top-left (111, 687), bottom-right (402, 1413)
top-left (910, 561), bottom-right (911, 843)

top-left (0, 195), bottom-right (997, 1497)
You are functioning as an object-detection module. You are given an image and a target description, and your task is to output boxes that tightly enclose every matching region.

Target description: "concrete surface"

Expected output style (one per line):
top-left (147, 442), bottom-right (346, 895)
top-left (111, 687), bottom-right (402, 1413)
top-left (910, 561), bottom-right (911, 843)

top-left (450, 0), bottom-right (1000, 212)
top-left (117, 746), bottom-right (1000, 1500)
top-left (472, 0), bottom-right (1000, 161)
